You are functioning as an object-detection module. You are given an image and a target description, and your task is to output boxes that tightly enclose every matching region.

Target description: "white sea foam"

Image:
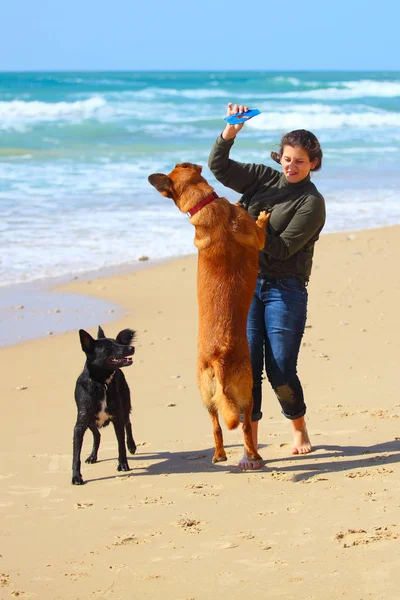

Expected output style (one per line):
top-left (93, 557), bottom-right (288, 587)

top-left (0, 199), bottom-right (197, 287)
top-left (0, 156), bottom-right (187, 200)
top-left (2, 183), bottom-right (400, 287)
top-left (276, 80), bottom-right (400, 100)
top-left (0, 94), bottom-right (219, 129)
top-left (248, 105), bottom-right (400, 131)
top-left (339, 146), bottom-right (398, 154)
top-left (125, 87), bottom-right (229, 101)
top-left (0, 97), bottom-right (107, 129)
top-left (3, 91), bottom-right (398, 133)
top-left (272, 76), bottom-right (302, 86)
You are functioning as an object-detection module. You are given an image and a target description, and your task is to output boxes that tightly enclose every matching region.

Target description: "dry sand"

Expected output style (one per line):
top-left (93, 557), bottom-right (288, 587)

top-left (1, 225), bottom-right (400, 600)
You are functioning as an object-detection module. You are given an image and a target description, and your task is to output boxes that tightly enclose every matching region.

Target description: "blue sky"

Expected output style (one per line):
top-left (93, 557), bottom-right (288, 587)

top-left (1, 0), bottom-right (399, 71)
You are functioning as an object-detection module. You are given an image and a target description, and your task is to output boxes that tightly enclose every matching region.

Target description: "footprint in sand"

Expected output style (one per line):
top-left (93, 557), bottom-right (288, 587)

top-left (74, 502), bottom-right (93, 509)
top-left (184, 483), bottom-right (222, 498)
top-left (259, 543), bottom-right (273, 550)
top-left (138, 496), bottom-right (174, 506)
top-left (335, 524), bottom-right (400, 547)
top-left (268, 471), bottom-right (294, 482)
top-left (299, 476), bottom-right (329, 484)
top-left (237, 532), bottom-right (255, 540)
top-left (218, 542), bottom-right (239, 549)
top-left (113, 534), bottom-right (148, 547)
top-left (346, 467), bottom-right (393, 478)
top-left (174, 517), bottom-right (203, 533)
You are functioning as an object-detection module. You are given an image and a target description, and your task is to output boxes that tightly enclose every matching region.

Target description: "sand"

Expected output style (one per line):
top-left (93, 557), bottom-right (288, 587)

top-left (1, 225), bottom-right (400, 600)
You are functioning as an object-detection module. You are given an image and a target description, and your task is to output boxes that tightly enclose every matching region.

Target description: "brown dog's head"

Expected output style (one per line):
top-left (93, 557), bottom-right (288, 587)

top-left (148, 162), bottom-right (208, 213)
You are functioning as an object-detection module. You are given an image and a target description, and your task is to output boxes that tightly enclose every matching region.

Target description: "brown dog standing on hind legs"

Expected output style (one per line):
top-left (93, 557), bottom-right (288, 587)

top-left (148, 163), bottom-right (270, 465)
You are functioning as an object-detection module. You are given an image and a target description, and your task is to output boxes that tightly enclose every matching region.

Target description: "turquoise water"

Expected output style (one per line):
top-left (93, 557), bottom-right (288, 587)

top-left (1, 70), bottom-right (400, 286)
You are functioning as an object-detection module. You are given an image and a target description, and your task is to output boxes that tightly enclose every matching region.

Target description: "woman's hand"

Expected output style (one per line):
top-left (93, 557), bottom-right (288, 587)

top-left (221, 102), bottom-right (249, 140)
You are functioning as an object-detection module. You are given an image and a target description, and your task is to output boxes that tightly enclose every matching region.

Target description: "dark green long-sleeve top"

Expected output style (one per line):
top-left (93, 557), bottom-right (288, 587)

top-left (208, 135), bottom-right (326, 282)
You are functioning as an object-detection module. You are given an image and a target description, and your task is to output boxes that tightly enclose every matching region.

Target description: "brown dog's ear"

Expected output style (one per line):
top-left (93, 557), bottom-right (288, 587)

top-left (97, 326), bottom-right (106, 339)
top-left (148, 173), bottom-right (173, 198)
top-left (79, 329), bottom-right (95, 354)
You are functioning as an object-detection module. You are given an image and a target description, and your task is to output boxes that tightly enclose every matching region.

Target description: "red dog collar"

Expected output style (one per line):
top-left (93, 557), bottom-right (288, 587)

top-left (187, 191), bottom-right (218, 217)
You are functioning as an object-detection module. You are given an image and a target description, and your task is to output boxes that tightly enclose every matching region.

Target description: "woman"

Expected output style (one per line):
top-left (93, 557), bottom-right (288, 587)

top-left (208, 102), bottom-right (326, 470)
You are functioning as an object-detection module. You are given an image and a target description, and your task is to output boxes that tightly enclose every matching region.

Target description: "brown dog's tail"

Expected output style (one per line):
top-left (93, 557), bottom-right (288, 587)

top-left (212, 363), bottom-right (241, 430)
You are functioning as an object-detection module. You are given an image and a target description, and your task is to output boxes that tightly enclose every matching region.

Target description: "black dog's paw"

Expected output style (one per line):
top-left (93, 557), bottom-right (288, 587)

top-left (117, 461), bottom-right (130, 472)
top-left (127, 441), bottom-right (137, 455)
top-left (85, 454), bottom-right (98, 464)
top-left (72, 474), bottom-right (85, 485)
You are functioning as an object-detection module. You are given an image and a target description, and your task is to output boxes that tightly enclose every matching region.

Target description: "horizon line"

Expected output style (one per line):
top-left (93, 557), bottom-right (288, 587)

top-left (1, 68), bottom-right (400, 74)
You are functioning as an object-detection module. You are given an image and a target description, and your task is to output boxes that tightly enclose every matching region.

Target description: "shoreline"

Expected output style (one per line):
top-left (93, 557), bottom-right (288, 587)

top-left (1, 223), bottom-right (398, 348)
top-left (0, 253), bottom-right (194, 348)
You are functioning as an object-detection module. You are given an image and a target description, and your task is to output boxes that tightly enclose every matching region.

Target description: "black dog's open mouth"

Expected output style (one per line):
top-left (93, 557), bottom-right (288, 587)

top-left (108, 357), bottom-right (133, 367)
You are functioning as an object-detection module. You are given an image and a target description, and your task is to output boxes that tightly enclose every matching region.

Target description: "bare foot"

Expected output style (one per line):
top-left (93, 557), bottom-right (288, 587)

top-left (291, 417), bottom-right (312, 455)
top-left (238, 454), bottom-right (263, 470)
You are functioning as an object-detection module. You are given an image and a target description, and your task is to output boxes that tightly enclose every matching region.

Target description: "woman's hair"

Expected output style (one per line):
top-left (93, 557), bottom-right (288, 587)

top-left (270, 129), bottom-right (323, 171)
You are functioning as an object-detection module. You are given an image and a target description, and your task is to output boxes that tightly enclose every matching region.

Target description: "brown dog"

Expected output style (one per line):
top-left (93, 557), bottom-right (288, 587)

top-left (148, 163), bottom-right (269, 464)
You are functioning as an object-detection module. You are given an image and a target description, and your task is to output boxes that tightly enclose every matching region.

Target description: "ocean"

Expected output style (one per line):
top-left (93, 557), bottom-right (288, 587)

top-left (1, 70), bottom-right (400, 288)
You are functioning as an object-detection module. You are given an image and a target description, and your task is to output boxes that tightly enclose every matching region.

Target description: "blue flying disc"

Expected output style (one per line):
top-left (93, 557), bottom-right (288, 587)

top-left (224, 108), bottom-right (261, 124)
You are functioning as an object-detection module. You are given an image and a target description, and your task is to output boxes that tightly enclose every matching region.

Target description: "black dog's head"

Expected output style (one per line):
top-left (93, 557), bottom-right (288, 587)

top-left (79, 326), bottom-right (136, 371)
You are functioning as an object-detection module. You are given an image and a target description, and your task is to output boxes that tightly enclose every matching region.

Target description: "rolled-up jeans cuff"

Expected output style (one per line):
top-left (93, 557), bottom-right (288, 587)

top-left (281, 407), bottom-right (306, 421)
top-left (240, 411), bottom-right (263, 423)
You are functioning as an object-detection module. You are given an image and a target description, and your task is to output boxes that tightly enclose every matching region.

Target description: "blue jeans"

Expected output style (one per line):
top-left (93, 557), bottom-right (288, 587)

top-left (245, 275), bottom-right (308, 422)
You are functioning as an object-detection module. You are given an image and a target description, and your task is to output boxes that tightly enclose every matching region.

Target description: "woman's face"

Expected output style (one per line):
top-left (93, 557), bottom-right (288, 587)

top-left (280, 145), bottom-right (317, 184)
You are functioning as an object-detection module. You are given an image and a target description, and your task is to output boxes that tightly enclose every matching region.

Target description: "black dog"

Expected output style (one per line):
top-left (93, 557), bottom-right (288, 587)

top-left (72, 326), bottom-right (137, 485)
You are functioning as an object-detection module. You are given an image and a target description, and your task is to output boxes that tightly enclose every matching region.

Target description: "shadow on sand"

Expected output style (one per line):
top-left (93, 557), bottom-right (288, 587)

top-left (82, 439), bottom-right (400, 484)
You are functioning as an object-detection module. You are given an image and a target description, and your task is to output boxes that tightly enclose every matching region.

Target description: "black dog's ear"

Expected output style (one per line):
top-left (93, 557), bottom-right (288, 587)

top-left (97, 326), bottom-right (106, 339)
top-left (148, 173), bottom-right (173, 198)
top-left (79, 329), bottom-right (95, 354)
top-left (116, 328), bottom-right (136, 345)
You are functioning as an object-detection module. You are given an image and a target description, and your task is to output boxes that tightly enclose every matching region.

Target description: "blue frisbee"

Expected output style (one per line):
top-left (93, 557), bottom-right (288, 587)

top-left (224, 108), bottom-right (261, 124)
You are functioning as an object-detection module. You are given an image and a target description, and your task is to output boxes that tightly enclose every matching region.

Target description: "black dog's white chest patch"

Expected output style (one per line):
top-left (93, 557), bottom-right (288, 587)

top-left (96, 395), bottom-right (112, 428)
top-left (95, 374), bottom-right (114, 428)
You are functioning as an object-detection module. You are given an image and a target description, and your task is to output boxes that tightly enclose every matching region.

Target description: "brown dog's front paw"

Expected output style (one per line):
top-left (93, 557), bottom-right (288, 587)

top-left (255, 211), bottom-right (270, 248)
top-left (256, 210), bottom-right (270, 224)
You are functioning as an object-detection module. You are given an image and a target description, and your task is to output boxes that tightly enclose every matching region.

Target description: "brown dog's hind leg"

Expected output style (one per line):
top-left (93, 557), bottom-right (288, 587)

top-left (198, 362), bottom-right (227, 462)
top-left (241, 403), bottom-right (262, 463)
top-left (208, 408), bottom-right (227, 463)
top-left (255, 211), bottom-right (270, 249)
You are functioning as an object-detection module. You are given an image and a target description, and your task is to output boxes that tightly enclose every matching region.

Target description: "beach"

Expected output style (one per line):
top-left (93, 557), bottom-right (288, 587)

top-left (1, 224), bottom-right (399, 600)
